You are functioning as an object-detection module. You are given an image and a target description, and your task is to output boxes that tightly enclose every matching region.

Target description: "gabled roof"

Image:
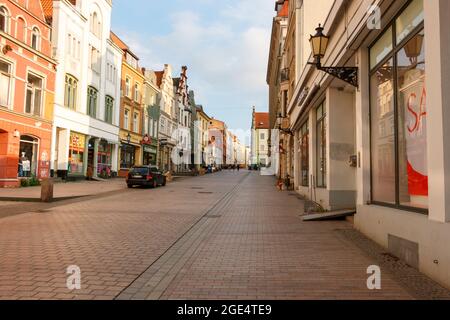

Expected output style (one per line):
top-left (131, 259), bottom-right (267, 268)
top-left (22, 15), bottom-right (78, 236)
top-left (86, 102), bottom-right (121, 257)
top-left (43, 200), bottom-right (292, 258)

top-left (154, 71), bottom-right (164, 87)
top-left (40, 0), bottom-right (53, 23)
top-left (254, 112), bottom-right (270, 130)
top-left (40, 0), bottom-right (77, 24)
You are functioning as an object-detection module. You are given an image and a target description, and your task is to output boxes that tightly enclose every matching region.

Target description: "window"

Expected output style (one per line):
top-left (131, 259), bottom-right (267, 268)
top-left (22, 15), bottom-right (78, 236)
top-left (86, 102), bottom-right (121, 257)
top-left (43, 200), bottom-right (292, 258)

top-left (0, 60), bottom-right (12, 107)
top-left (31, 27), bottom-right (40, 50)
top-left (160, 118), bottom-right (166, 134)
top-left (89, 46), bottom-right (100, 73)
top-left (153, 120), bottom-right (158, 137)
top-left (125, 78), bottom-right (131, 98)
top-left (126, 53), bottom-right (138, 69)
top-left (316, 102), bottom-right (327, 188)
top-left (25, 73), bottom-right (43, 116)
top-left (124, 109), bottom-right (130, 130)
top-left (134, 83), bottom-right (140, 102)
top-left (148, 116), bottom-right (152, 136)
top-left (300, 121), bottom-right (309, 187)
top-left (87, 86), bottom-right (98, 118)
top-left (144, 113), bottom-right (149, 135)
top-left (64, 74), bottom-right (78, 110)
top-left (120, 145), bottom-right (135, 169)
top-left (370, 0), bottom-right (427, 211)
top-left (133, 112), bottom-right (139, 133)
top-left (0, 6), bottom-right (9, 33)
top-left (105, 96), bottom-right (114, 124)
top-left (260, 133), bottom-right (265, 140)
top-left (90, 12), bottom-right (101, 37)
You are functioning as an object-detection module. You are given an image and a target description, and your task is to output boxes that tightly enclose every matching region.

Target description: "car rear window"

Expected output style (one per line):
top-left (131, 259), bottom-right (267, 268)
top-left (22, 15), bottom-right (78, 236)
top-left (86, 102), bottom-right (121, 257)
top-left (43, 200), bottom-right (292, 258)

top-left (150, 167), bottom-right (159, 172)
top-left (130, 167), bottom-right (149, 175)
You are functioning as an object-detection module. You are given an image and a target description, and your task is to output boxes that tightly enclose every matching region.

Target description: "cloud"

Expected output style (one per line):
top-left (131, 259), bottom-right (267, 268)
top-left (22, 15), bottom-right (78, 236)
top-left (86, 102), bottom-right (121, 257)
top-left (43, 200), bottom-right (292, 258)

top-left (113, 0), bottom-right (273, 130)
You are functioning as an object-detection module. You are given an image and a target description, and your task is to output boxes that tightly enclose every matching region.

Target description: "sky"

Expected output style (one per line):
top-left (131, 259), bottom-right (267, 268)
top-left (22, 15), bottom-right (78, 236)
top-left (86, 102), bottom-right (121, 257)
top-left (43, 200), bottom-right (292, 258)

top-left (111, 0), bottom-right (274, 141)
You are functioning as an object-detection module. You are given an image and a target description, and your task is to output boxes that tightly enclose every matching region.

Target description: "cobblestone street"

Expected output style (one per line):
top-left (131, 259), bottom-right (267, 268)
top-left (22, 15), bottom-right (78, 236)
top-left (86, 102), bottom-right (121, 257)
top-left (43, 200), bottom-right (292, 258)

top-left (0, 171), bottom-right (449, 300)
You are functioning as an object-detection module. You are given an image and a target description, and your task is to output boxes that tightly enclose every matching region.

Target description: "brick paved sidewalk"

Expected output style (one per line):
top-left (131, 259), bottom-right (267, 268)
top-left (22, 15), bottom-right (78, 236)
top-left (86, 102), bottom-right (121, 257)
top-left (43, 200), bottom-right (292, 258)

top-left (1, 170), bottom-right (448, 300)
top-left (0, 172), bottom-right (244, 300)
top-left (0, 178), bottom-right (126, 201)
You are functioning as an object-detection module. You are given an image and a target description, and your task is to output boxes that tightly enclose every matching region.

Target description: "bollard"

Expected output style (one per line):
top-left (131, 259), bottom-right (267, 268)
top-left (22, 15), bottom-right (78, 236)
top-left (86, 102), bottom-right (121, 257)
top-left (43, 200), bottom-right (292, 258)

top-left (41, 178), bottom-right (54, 203)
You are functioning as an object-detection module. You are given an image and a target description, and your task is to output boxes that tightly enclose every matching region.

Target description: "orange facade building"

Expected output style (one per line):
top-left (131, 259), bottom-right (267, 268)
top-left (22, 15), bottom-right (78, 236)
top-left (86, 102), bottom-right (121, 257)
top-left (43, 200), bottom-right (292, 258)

top-left (0, 0), bottom-right (56, 187)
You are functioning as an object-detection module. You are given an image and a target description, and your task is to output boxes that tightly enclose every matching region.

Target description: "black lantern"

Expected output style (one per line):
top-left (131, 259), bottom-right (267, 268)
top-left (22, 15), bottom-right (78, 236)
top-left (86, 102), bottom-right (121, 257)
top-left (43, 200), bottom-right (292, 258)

top-left (309, 24), bottom-right (329, 65)
top-left (126, 132), bottom-right (131, 144)
top-left (308, 24), bottom-right (359, 88)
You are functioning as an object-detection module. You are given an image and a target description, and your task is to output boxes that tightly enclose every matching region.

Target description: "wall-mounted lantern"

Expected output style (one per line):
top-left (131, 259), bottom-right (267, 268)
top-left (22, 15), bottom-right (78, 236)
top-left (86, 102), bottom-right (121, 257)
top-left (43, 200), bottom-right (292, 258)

top-left (309, 24), bottom-right (359, 88)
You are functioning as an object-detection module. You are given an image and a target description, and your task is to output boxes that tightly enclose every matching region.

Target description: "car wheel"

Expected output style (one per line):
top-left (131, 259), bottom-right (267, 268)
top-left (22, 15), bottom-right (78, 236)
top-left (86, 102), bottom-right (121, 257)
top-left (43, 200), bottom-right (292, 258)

top-left (127, 184), bottom-right (133, 188)
top-left (162, 177), bottom-right (166, 186)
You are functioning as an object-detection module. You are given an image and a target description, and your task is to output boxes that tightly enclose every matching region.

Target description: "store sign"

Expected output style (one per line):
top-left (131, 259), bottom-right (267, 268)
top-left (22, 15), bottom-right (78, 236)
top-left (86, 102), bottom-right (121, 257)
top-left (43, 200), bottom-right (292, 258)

top-left (70, 133), bottom-right (86, 150)
top-left (144, 145), bottom-right (157, 154)
top-left (142, 134), bottom-right (152, 145)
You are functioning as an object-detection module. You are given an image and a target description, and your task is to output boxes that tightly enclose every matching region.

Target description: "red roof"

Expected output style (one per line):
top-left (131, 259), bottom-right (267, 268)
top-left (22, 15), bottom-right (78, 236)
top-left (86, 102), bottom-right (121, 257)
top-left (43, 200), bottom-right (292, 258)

top-left (40, 0), bottom-right (53, 23)
top-left (110, 31), bottom-right (129, 51)
top-left (154, 71), bottom-right (164, 87)
top-left (254, 113), bottom-right (270, 130)
top-left (278, 0), bottom-right (289, 18)
top-left (40, 0), bottom-right (76, 23)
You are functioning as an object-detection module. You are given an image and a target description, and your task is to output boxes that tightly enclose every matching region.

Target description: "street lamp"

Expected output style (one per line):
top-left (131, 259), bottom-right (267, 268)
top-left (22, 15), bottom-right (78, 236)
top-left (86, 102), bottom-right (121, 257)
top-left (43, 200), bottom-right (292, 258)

top-left (309, 24), bottom-right (359, 88)
top-left (276, 113), bottom-right (294, 136)
top-left (126, 132), bottom-right (131, 144)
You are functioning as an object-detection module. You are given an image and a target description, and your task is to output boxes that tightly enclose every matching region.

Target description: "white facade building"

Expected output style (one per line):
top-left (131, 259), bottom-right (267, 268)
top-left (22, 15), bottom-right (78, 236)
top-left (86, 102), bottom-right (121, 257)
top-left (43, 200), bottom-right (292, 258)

top-left (46, 0), bottom-right (122, 178)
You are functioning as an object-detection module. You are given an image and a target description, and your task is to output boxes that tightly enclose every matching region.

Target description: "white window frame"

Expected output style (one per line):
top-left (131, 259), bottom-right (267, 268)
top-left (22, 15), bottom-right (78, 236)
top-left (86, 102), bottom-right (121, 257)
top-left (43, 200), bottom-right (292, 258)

top-left (124, 109), bottom-right (130, 130)
top-left (31, 26), bottom-right (40, 51)
top-left (0, 6), bottom-right (10, 33)
top-left (0, 59), bottom-right (12, 108)
top-left (25, 72), bottom-right (44, 116)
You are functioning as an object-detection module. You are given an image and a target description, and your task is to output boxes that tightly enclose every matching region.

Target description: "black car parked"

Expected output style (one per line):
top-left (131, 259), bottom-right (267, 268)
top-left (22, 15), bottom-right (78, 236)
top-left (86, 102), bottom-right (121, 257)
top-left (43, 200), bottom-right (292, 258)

top-left (126, 166), bottom-right (166, 189)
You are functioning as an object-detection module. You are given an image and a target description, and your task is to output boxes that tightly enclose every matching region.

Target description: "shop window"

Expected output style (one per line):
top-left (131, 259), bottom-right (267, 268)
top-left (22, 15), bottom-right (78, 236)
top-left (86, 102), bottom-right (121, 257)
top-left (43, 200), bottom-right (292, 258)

top-left (69, 132), bottom-right (85, 175)
top-left (64, 74), bottom-right (78, 110)
top-left (370, 27), bottom-right (393, 70)
top-left (120, 145), bottom-right (135, 169)
top-left (371, 59), bottom-right (396, 204)
top-left (87, 86), bottom-right (98, 118)
top-left (300, 121), bottom-right (309, 187)
top-left (0, 60), bottom-right (12, 107)
top-left (316, 102), bottom-right (327, 188)
top-left (18, 136), bottom-right (39, 178)
top-left (25, 73), bottom-right (43, 116)
top-left (98, 140), bottom-right (112, 177)
top-left (396, 0), bottom-right (424, 44)
top-left (105, 96), bottom-right (114, 124)
top-left (369, 0), bottom-right (427, 211)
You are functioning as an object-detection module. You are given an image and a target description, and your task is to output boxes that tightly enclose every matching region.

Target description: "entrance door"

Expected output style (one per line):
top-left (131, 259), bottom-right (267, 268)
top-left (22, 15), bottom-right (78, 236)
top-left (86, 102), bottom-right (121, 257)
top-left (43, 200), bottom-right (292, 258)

top-left (18, 135), bottom-right (39, 178)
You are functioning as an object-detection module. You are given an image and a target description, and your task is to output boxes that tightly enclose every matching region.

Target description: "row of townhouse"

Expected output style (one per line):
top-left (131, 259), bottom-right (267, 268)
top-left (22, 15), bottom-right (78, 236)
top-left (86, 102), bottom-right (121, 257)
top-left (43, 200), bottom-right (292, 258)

top-left (0, 0), bottom-right (218, 186)
top-left (267, 0), bottom-right (450, 289)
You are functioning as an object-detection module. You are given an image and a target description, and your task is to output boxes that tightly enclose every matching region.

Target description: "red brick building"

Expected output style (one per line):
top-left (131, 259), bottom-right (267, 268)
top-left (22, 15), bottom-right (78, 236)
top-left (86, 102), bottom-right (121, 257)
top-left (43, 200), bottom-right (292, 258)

top-left (0, 0), bottom-right (56, 187)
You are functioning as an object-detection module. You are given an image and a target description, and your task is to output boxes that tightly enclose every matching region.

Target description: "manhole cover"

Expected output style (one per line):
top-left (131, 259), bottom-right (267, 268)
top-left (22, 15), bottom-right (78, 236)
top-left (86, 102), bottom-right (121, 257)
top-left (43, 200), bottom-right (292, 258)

top-left (198, 192), bottom-right (213, 194)
top-left (192, 187), bottom-right (204, 190)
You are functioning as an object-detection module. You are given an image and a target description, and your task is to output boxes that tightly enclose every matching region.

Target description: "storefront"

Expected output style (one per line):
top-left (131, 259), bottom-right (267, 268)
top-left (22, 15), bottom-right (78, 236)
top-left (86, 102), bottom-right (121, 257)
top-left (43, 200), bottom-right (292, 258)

top-left (68, 132), bottom-right (86, 176)
top-left (97, 139), bottom-right (114, 178)
top-left (143, 145), bottom-right (157, 165)
top-left (0, 120), bottom-right (52, 187)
